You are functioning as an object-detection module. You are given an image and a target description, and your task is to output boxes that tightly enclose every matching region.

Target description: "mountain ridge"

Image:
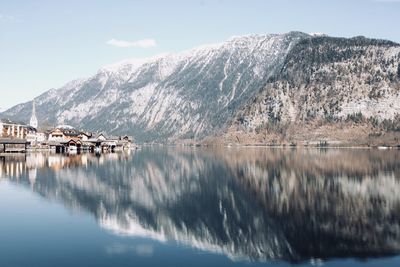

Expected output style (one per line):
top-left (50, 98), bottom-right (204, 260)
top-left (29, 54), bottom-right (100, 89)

top-left (2, 32), bottom-right (400, 144)
top-left (219, 34), bottom-right (400, 145)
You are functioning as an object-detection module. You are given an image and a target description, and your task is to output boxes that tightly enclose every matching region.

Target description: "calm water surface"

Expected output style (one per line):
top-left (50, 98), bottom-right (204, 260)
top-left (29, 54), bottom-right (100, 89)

top-left (1, 147), bottom-right (400, 267)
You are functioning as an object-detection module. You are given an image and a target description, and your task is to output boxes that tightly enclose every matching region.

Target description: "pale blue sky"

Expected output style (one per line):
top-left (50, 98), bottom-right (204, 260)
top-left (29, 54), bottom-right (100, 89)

top-left (1, 0), bottom-right (399, 111)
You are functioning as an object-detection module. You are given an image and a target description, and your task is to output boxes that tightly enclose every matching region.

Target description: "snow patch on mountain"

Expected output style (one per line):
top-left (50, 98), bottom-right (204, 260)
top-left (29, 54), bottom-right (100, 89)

top-left (3, 32), bottom-right (399, 143)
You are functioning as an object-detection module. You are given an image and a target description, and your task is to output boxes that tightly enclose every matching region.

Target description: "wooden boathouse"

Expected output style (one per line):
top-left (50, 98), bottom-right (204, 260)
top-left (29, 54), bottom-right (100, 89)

top-left (0, 138), bottom-right (29, 153)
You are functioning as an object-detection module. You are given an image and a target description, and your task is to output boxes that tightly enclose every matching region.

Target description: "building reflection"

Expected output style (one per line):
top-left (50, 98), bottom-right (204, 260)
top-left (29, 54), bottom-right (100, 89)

top-left (0, 151), bottom-right (132, 182)
top-left (1, 148), bottom-right (400, 263)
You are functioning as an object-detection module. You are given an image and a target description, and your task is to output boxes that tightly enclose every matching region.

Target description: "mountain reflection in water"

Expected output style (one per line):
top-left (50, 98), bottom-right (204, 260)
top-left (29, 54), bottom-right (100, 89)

top-left (1, 147), bottom-right (400, 264)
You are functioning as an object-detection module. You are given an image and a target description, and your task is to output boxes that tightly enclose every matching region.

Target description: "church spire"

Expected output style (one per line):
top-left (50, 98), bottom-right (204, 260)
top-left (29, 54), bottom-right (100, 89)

top-left (30, 100), bottom-right (38, 129)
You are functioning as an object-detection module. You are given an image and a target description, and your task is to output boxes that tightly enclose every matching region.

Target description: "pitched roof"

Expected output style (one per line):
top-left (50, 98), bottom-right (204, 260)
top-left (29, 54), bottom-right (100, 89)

top-left (0, 138), bottom-right (28, 144)
top-left (48, 141), bottom-right (63, 146)
top-left (107, 135), bottom-right (120, 141)
top-left (96, 133), bottom-right (107, 138)
top-left (80, 132), bottom-right (92, 137)
top-left (61, 128), bottom-right (81, 136)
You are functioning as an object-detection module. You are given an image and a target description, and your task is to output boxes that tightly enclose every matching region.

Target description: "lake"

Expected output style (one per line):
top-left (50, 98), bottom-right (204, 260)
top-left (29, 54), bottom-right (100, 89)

top-left (1, 147), bottom-right (400, 267)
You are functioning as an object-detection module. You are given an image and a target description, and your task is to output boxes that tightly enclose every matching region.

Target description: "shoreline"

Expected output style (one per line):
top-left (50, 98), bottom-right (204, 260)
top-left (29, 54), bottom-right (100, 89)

top-left (1, 142), bottom-right (399, 156)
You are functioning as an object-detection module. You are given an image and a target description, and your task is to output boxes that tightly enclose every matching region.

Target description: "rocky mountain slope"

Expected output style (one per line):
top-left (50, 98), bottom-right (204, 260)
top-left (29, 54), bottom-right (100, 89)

top-left (0, 32), bottom-right (306, 142)
top-left (224, 36), bottom-right (400, 145)
top-left (1, 32), bottom-right (400, 144)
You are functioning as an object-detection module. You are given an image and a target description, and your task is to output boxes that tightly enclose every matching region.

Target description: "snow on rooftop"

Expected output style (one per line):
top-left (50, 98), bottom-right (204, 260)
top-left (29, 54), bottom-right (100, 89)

top-left (56, 124), bottom-right (75, 130)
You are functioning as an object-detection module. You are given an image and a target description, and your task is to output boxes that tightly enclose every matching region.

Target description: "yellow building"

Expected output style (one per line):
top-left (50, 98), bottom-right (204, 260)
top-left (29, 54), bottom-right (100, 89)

top-left (0, 119), bottom-right (28, 139)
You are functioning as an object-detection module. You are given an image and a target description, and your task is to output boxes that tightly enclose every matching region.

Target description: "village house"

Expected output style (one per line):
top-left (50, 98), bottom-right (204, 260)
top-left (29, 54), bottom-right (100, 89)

top-left (0, 118), bottom-right (28, 139)
top-left (95, 133), bottom-right (107, 141)
top-left (61, 128), bottom-right (81, 141)
top-left (0, 101), bottom-right (38, 152)
top-left (26, 128), bottom-right (47, 145)
top-left (26, 125), bottom-right (47, 144)
top-left (0, 119), bottom-right (29, 152)
top-left (48, 126), bottom-right (82, 142)
top-left (26, 126), bottom-right (38, 143)
top-left (79, 132), bottom-right (92, 141)
top-left (48, 128), bottom-right (66, 141)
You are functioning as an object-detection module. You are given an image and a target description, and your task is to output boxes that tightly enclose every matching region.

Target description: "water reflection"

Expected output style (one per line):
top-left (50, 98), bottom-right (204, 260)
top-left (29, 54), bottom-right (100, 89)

top-left (1, 148), bottom-right (400, 263)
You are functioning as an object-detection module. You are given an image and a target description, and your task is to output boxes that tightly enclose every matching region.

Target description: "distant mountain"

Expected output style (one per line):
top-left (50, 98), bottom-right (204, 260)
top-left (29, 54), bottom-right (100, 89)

top-left (1, 32), bottom-right (400, 144)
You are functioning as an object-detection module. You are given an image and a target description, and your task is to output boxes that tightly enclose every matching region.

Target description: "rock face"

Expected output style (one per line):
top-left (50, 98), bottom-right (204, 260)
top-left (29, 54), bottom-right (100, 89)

top-left (227, 36), bottom-right (400, 144)
top-left (1, 32), bottom-right (400, 143)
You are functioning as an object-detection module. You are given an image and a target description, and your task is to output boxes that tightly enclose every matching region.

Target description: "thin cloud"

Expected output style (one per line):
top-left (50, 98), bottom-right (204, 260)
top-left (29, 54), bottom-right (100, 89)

top-left (0, 14), bottom-right (15, 21)
top-left (106, 38), bottom-right (157, 48)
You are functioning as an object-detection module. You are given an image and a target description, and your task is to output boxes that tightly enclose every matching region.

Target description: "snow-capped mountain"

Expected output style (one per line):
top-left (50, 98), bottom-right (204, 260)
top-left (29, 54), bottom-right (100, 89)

top-left (0, 32), bottom-right (306, 141)
top-left (1, 32), bottom-right (399, 143)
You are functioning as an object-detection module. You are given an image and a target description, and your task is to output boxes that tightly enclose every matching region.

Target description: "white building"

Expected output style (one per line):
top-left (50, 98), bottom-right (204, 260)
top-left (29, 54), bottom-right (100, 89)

top-left (0, 118), bottom-right (28, 139)
top-left (29, 100), bottom-right (38, 129)
top-left (26, 127), bottom-right (47, 145)
top-left (26, 101), bottom-right (47, 145)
